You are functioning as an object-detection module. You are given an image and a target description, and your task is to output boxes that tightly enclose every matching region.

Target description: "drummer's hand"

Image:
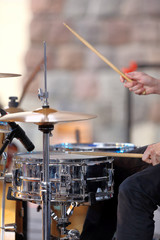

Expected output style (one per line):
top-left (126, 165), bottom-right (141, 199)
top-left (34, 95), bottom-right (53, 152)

top-left (120, 71), bottom-right (160, 95)
top-left (142, 143), bottom-right (160, 166)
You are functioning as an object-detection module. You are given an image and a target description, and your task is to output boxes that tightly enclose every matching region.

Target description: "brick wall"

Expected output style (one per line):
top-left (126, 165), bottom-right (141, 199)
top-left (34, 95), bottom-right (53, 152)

top-left (23, 0), bottom-right (160, 147)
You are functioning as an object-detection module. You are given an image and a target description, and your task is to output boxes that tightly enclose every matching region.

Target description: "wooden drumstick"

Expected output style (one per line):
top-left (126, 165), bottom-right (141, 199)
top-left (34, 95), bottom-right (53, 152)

top-left (63, 23), bottom-right (132, 83)
top-left (70, 151), bottom-right (143, 158)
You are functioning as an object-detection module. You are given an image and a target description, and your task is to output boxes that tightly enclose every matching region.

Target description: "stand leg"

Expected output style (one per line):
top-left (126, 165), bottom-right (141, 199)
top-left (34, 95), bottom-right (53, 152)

top-left (41, 132), bottom-right (51, 240)
top-left (1, 177), bottom-right (6, 240)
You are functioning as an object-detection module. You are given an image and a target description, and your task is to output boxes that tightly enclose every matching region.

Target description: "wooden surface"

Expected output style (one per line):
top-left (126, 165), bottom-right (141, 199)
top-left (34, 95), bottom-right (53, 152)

top-left (0, 181), bottom-right (16, 240)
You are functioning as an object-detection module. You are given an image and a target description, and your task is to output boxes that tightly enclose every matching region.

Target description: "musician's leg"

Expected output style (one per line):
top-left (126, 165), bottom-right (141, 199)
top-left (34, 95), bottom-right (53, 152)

top-left (80, 197), bottom-right (118, 240)
top-left (117, 164), bottom-right (160, 240)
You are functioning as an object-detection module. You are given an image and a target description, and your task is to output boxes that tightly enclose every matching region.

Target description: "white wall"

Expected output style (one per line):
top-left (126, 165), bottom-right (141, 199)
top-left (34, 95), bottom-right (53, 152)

top-left (0, 0), bottom-right (31, 106)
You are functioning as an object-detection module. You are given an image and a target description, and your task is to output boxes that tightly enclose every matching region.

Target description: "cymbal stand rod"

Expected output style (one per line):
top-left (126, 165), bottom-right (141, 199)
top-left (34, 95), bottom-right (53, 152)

top-left (42, 132), bottom-right (50, 240)
top-left (1, 156), bottom-right (7, 240)
top-left (39, 125), bottom-right (54, 240)
top-left (43, 41), bottom-right (49, 107)
top-left (1, 178), bottom-right (5, 240)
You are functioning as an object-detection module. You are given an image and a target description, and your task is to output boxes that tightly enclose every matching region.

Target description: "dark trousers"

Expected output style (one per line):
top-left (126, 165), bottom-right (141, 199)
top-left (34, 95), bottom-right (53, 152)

top-left (80, 145), bottom-right (159, 240)
top-left (117, 161), bottom-right (160, 240)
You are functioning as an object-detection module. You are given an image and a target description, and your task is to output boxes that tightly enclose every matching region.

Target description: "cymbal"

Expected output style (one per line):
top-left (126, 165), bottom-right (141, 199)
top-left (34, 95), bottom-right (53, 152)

top-left (0, 73), bottom-right (21, 78)
top-left (4, 106), bottom-right (24, 113)
top-left (0, 107), bottom-right (97, 125)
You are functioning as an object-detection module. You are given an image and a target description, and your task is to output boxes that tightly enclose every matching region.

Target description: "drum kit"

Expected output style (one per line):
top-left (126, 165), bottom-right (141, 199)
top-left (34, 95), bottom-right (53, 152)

top-left (0, 43), bottom-right (136, 240)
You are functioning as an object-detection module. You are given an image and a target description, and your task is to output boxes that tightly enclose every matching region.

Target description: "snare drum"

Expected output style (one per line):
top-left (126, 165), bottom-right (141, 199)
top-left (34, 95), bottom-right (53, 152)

top-left (50, 142), bottom-right (136, 238)
top-left (12, 151), bottom-right (114, 204)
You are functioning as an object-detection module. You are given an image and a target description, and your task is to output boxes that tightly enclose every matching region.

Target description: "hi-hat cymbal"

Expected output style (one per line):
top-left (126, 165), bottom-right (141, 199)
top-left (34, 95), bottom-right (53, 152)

top-left (0, 107), bottom-right (97, 125)
top-left (4, 106), bottom-right (24, 113)
top-left (0, 73), bottom-right (21, 78)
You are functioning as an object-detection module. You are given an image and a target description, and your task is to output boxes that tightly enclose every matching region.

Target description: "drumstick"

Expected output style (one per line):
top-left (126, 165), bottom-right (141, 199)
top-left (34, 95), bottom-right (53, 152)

top-left (63, 23), bottom-right (132, 83)
top-left (70, 151), bottom-right (143, 158)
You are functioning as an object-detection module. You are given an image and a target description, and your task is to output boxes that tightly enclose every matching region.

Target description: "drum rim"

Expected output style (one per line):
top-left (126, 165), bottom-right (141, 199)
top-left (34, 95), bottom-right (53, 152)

top-left (13, 151), bottom-right (114, 164)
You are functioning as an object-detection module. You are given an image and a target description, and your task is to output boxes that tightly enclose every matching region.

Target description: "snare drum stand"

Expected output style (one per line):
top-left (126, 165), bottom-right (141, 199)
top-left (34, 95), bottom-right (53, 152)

top-left (39, 123), bottom-right (53, 240)
top-left (39, 123), bottom-right (81, 240)
top-left (51, 202), bottom-right (80, 240)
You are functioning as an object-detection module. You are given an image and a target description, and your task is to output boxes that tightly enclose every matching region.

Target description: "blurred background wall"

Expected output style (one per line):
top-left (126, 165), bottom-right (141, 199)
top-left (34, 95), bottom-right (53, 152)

top-left (0, 0), bottom-right (31, 105)
top-left (1, 1), bottom-right (160, 239)
top-left (1, 0), bottom-right (160, 150)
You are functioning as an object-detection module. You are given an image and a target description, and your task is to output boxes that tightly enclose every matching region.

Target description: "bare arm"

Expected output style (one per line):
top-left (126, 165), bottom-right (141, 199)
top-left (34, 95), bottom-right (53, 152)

top-left (142, 143), bottom-right (160, 166)
top-left (120, 72), bottom-right (160, 95)
top-left (120, 71), bottom-right (160, 165)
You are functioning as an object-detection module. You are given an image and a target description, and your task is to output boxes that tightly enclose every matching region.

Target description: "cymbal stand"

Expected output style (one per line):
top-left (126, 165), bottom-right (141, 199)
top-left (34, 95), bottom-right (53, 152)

top-left (38, 41), bottom-right (49, 107)
top-left (39, 41), bottom-right (80, 240)
top-left (0, 153), bottom-right (14, 240)
top-left (1, 153), bottom-right (7, 240)
top-left (39, 124), bottom-right (53, 240)
top-left (38, 41), bottom-right (53, 240)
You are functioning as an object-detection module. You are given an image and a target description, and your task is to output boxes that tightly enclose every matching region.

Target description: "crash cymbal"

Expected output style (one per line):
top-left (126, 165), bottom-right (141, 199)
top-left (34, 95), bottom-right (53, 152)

top-left (0, 73), bottom-right (21, 78)
top-left (0, 107), bottom-right (97, 125)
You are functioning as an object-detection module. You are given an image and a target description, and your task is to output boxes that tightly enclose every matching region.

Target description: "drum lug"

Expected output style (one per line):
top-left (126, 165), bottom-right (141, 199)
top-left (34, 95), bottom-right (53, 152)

top-left (13, 169), bottom-right (22, 187)
top-left (4, 172), bottom-right (12, 183)
top-left (60, 174), bottom-right (71, 194)
top-left (40, 181), bottom-right (51, 200)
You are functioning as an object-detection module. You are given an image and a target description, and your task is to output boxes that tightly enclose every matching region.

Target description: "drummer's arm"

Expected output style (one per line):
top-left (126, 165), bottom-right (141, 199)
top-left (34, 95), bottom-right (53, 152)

top-left (120, 72), bottom-right (160, 163)
top-left (120, 72), bottom-right (160, 95)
